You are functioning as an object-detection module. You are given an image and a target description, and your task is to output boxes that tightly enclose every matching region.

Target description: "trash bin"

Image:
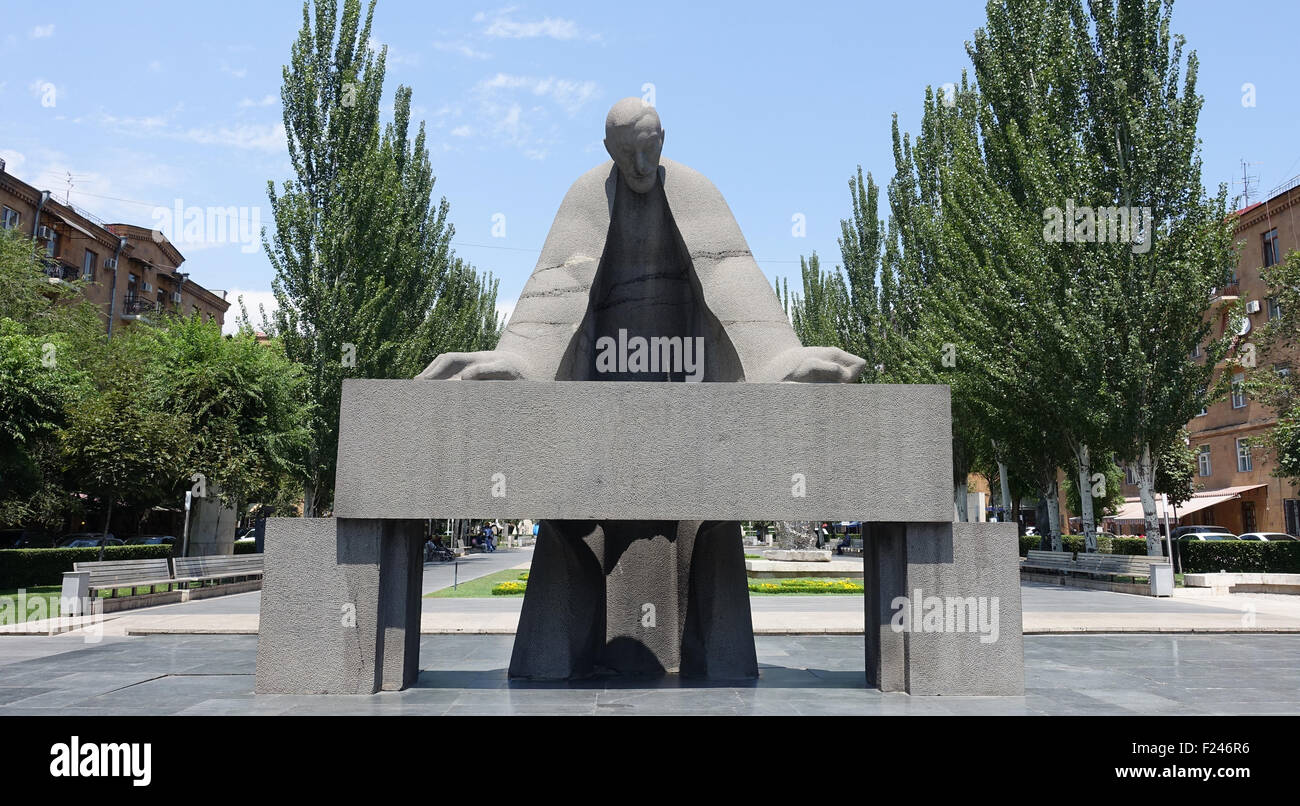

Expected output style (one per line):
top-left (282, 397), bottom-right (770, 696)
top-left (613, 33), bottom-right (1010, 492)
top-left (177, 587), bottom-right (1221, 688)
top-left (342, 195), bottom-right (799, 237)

top-left (1149, 563), bottom-right (1174, 597)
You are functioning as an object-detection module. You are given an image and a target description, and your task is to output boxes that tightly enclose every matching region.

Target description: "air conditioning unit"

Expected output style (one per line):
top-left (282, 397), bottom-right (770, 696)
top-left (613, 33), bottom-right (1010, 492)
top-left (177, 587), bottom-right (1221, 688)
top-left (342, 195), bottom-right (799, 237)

top-left (37, 226), bottom-right (54, 240)
top-left (103, 258), bottom-right (117, 270)
top-left (142, 282), bottom-right (153, 293)
top-left (1246, 300), bottom-right (1261, 314)
top-left (172, 292), bottom-right (182, 304)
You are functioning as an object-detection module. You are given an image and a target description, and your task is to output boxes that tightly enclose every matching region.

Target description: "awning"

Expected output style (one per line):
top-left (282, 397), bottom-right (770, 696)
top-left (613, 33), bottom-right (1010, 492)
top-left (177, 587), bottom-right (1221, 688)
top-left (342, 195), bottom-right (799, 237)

top-left (1107, 484), bottom-right (1267, 523)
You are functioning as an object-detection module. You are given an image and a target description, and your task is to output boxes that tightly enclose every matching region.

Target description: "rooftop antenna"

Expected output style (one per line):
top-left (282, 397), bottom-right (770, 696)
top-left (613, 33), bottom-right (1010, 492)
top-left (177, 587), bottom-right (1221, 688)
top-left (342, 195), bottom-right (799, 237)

top-left (1233, 159), bottom-right (1261, 208)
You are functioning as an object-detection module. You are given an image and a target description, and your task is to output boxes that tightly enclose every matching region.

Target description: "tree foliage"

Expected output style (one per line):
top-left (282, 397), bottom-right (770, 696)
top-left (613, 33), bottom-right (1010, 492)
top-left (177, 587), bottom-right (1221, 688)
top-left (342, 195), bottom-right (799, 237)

top-left (260, 0), bottom-right (502, 515)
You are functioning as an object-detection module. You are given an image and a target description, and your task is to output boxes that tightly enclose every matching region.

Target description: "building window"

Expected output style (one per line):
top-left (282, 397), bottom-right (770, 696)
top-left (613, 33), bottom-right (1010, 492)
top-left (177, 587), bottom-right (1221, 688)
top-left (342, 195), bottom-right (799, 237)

top-left (1198, 445), bottom-right (1211, 477)
top-left (1124, 464), bottom-right (1138, 485)
top-left (1190, 342), bottom-right (1201, 359)
top-left (1268, 296), bottom-right (1282, 320)
top-left (1196, 385), bottom-right (1208, 416)
top-left (1237, 438), bottom-right (1253, 472)
top-left (1231, 373), bottom-right (1247, 408)
top-left (45, 231), bottom-right (58, 258)
top-left (1243, 501), bottom-right (1257, 533)
top-left (1263, 228), bottom-right (1280, 268)
top-left (81, 249), bottom-right (96, 281)
top-left (1278, 363), bottom-right (1293, 379)
top-left (0, 206), bottom-right (19, 230)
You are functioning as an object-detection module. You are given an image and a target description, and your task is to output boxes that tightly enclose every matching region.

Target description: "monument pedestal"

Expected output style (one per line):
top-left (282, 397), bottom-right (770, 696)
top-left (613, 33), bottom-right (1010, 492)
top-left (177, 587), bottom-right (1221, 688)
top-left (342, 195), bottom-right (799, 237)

top-left (865, 521), bottom-right (1024, 696)
top-left (255, 518), bottom-right (423, 695)
top-left (253, 380), bottom-right (1026, 697)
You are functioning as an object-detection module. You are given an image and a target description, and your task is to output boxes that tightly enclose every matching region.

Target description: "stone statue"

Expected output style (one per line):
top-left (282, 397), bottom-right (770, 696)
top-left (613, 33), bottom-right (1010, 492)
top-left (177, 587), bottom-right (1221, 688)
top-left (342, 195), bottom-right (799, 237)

top-left (417, 98), bottom-right (865, 679)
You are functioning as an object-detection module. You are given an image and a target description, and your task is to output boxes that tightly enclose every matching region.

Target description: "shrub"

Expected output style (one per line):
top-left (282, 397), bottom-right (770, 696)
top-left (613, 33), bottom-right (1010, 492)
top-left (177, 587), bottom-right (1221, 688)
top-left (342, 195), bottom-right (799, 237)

top-left (518, 571), bottom-right (528, 581)
top-left (233, 539), bottom-right (258, 555)
top-left (1177, 541), bottom-right (1300, 574)
top-left (0, 545), bottom-right (173, 589)
top-left (491, 581), bottom-right (527, 595)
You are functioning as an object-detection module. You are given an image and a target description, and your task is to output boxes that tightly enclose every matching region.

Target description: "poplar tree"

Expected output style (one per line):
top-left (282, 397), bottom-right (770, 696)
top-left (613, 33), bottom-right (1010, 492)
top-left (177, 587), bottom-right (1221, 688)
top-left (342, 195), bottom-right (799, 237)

top-left (262, 0), bottom-right (502, 515)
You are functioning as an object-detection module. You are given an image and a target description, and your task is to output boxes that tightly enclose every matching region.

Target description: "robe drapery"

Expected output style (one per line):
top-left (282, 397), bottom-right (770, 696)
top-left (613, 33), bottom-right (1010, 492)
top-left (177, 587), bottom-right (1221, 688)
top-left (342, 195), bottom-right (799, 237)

top-left (497, 157), bottom-right (802, 382)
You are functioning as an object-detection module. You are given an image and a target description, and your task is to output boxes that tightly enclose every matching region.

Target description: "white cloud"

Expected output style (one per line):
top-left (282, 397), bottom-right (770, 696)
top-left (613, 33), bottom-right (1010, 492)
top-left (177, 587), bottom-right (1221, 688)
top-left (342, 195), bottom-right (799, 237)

top-left (0, 149), bottom-right (26, 173)
top-left (29, 24), bottom-right (54, 39)
top-left (181, 123), bottom-right (286, 152)
top-left (219, 62), bottom-right (248, 79)
top-left (450, 125), bottom-right (473, 137)
top-left (224, 288), bottom-right (280, 335)
top-left (148, 60), bottom-right (162, 72)
top-left (474, 73), bottom-right (598, 115)
top-left (433, 40), bottom-right (491, 60)
top-left (239, 94), bottom-right (278, 108)
top-left (495, 297), bottom-right (516, 325)
top-left (474, 7), bottom-right (597, 41)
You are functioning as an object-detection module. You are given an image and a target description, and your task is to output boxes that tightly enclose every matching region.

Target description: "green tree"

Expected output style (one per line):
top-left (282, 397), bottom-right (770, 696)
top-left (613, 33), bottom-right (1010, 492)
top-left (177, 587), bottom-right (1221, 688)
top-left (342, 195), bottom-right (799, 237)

top-left (152, 315), bottom-right (312, 517)
top-left (58, 327), bottom-right (188, 558)
top-left (261, 0), bottom-right (502, 515)
top-left (1063, 452), bottom-right (1125, 520)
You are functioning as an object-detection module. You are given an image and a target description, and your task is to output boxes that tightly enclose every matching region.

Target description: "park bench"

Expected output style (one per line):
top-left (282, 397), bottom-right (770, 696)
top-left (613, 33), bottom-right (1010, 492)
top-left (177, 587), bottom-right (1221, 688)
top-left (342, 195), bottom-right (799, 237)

top-left (1020, 549), bottom-right (1079, 575)
top-left (72, 558), bottom-right (179, 598)
top-left (1073, 552), bottom-right (1170, 582)
top-left (172, 555), bottom-right (264, 586)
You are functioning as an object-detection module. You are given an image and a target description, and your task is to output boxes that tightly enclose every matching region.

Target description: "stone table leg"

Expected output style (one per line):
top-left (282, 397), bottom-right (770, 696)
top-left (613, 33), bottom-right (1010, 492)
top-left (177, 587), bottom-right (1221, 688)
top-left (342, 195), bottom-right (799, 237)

top-left (255, 517), bottom-right (424, 694)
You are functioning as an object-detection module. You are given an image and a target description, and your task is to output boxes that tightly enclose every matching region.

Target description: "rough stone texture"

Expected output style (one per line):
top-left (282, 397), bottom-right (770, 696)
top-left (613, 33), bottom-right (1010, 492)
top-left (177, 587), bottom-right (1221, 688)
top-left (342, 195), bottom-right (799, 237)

top-left (335, 379), bottom-right (952, 523)
top-left (508, 519), bottom-right (757, 680)
top-left (865, 521), bottom-right (1024, 696)
top-left (254, 518), bottom-right (423, 694)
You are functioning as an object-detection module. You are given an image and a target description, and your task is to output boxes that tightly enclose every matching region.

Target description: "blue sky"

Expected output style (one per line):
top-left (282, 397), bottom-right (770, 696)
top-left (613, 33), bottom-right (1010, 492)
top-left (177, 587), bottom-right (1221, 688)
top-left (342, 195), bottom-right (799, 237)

top-left (2, 1), bottom-right (1297, 333)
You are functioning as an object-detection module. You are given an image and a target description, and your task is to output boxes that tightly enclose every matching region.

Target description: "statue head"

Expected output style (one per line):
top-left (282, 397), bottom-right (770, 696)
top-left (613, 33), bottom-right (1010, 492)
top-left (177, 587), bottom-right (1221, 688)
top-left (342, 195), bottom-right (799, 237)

top-left (604, 97), bottom-right (664, 194)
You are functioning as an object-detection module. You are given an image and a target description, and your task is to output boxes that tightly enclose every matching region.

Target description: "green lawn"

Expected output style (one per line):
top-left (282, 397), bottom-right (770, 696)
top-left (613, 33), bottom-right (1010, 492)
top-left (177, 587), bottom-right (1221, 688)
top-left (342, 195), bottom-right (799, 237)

top-left (0, 586), bottom-right (63, 623)
top-left (424, 567), bottom-right (530, 598)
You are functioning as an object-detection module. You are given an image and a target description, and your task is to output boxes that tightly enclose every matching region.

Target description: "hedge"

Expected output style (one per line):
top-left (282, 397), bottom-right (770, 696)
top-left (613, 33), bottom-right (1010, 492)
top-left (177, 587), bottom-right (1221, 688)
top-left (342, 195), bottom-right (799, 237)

top-left (1015, 533), bottom-right (1300, 572)
top-left (0, 545), bottom-right (173, 589)
top-left (1021, 534), bottom-right (1154, 557)
top-left (233, 540), bottom-right (258, 555)
top-left (1177, 541), bottom-right (1300, 574)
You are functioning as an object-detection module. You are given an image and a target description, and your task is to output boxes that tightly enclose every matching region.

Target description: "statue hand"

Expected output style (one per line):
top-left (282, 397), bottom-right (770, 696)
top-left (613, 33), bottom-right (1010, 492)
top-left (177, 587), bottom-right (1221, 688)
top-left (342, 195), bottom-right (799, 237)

top-left (415, 351), bottom-right (528, 380)
top-left (755, 346), bottom-right (866, 384)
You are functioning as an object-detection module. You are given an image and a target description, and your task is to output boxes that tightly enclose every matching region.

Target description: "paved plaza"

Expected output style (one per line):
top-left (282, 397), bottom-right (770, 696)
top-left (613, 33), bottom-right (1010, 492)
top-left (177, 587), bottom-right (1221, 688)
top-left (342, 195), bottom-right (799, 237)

top-left (4, 546), bottom-right (1300, 714)
top-left (1, 632), bottom-right (1298, 715)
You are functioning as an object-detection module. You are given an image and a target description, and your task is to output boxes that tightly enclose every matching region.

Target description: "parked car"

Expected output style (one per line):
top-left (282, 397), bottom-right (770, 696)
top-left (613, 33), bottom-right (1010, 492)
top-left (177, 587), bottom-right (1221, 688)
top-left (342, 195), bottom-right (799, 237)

top-left (1175, 531), bottom-right (1238, 541)
top-left (1236, 532), bottom-right (1298, 542)
top-left (0, 528), bottom-right (54, 549)
top-left (123, 535), bottom-right (177, 546)
top-left (57, 532), bottom-right (119, 548)
top-left (62, 537), bottom-right (124, 548)
top-left (1171, 525), bottom-right (1232, 540)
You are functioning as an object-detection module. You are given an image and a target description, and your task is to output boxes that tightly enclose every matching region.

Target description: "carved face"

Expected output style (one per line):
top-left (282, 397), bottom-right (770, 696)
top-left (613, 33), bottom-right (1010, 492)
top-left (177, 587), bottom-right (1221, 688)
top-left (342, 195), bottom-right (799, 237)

top-left (604, 118), bottom-right (664, 194)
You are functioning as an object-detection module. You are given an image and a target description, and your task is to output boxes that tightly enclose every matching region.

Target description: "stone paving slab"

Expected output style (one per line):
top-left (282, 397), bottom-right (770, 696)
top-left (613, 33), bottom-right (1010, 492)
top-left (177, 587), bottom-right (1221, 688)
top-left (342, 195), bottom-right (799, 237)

top-left (0, 633), bottom-right (1298, 715)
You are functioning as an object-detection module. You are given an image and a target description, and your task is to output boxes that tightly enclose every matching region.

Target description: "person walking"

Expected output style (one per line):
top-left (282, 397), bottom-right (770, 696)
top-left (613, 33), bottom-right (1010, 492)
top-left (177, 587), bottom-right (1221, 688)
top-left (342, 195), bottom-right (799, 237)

top-left (484, 523), bottom-right (496, 553)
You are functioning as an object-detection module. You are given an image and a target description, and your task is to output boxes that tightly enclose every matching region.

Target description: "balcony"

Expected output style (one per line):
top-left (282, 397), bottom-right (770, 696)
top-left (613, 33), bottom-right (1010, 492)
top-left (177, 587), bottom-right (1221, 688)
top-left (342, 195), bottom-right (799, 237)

top-left (1210, 282), bottom-right (1240, 306)
top-left (42, 260), bottom-right (78, 284)
top-left (121, 295), bottom-right (159, 320)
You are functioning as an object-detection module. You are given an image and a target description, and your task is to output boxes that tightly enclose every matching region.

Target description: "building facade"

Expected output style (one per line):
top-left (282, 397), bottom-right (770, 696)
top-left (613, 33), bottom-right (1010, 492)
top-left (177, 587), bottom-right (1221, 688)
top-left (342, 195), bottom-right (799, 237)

top-left (1115, 176), bottom-right (1300, 536)
top-left (0, 159), bottom-right (230, 329)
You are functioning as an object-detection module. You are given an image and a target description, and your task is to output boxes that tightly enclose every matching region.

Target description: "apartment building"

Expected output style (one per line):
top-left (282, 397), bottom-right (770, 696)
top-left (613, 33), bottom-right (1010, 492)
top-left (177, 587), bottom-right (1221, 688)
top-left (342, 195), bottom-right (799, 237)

top-left (1113, 176), bottom-right (1300, 535)
top-left (0, 158), bottom-right (230, 329)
